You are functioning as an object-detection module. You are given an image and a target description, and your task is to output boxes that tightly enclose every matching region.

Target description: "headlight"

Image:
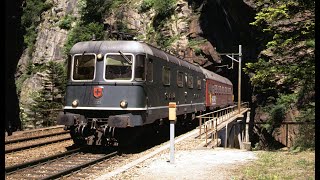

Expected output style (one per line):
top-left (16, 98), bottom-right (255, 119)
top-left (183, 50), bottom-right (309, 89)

top-left (97, 53), bottom-right (103, 60)
top-left (120, 100), bottom-right (128, 108)
top-left (72, 100), bottom-right (79, 107)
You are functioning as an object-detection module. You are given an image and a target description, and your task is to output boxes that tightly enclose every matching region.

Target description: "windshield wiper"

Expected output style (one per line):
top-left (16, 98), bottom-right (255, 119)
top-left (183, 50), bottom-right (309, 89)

top-left (118, 51), bottom-right (132, 64)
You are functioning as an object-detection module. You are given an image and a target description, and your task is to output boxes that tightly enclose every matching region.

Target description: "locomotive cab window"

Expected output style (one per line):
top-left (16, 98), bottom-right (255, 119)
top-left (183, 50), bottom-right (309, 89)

top-left (105, 54), bottom-right (133, 80)
top-left (72, 54), bottom-right (95, 80)
top-left (162, 66), bottom-right (170, 85)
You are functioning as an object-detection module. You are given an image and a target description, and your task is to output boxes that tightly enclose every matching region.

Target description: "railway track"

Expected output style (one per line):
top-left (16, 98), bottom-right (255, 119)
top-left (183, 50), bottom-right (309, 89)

top-left (5, 131), bottom-right (70, 145)
top-left (5, 132), bottom-right (71, 154)
top-left (6, 125), bottom-right (65, 139)
top-left (6, 147), bottom-right (118, 180)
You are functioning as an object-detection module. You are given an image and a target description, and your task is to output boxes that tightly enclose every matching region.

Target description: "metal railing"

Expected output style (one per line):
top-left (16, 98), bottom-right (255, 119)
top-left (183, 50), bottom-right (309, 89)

top-left (196, 102), bottom-right (249, 146)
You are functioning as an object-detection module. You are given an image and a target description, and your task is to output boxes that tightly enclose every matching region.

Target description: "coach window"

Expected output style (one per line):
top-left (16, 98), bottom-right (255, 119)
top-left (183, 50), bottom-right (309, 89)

top-left (197, 77), bottom-right (201, 89)
top-left (162, 66), bottom-right (170, 85)
top-left (187, 75), bottom-right (193, 88)
top-left (135, 55), bottom-right (145, 81)
top-left (214, 85), bottom-right (217, 94)
top-left (177, 71), bottom-right (184, 87)
top-left (73, 54), bottom-right (95, 80)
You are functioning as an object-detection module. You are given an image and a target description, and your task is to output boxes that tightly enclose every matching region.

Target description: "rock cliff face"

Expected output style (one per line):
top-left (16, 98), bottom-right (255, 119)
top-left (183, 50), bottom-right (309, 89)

top-left (17, 0), bottom-right (78, 75)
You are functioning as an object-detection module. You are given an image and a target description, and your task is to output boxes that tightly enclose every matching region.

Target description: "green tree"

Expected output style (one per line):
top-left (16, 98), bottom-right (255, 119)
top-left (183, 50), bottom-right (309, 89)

top-left (30, 61), bottom-right (66, 127)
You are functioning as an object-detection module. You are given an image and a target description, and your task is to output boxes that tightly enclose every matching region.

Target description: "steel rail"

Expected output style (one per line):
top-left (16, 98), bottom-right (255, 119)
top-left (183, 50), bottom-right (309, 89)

top-left (5, 131), bottom-right (70, 145)
top-left (41, 151), bottom-right (118, 180)
top-left (5, 148), bottom-right (81, 174)
top-left (5, 137), bottom-right (72, 154)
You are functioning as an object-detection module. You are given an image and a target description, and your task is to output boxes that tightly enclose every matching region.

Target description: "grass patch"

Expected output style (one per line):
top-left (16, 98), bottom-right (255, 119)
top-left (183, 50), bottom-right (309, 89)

top-left (230, 150), bottom-right (315, 179)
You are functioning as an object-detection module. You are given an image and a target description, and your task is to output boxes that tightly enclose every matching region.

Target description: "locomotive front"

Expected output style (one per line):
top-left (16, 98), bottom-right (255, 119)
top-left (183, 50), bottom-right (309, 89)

top-left (58, 41), bottom-right (148, 146)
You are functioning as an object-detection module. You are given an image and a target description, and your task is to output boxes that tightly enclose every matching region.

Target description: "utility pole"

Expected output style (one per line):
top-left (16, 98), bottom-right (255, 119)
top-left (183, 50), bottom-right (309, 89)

top-left (218, 45), bottom-right (242, 114)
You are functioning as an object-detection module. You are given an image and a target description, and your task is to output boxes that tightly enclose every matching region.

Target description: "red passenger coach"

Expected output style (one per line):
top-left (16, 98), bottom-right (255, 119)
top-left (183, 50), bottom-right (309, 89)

top-left (200, 67), bottom-right (234, 110)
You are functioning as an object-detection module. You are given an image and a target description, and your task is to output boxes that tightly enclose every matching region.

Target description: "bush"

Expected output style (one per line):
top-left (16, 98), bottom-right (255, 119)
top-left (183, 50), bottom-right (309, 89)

top-left (64, 22), bottom-right (104, 54)
top-left (139, 0), bottom-right (154, 13)
top-left (293, 103), bottom-right (315, 150)
top-left (58, 15), bottom-right (75, 30)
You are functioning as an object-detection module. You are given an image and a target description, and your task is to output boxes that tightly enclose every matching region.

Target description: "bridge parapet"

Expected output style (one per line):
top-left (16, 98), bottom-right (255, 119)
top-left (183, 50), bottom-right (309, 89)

top-left (196, 102), bottom-right (250, 148)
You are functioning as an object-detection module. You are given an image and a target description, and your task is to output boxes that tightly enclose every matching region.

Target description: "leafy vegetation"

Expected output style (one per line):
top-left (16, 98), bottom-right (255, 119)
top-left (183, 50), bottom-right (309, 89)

top-left (29, 61), bottom-right (66, 127)
top-left (80, 0), bottom-right (116, 23)
top-left (139, 0), bottom-right (178, 48)
top-left (58, 15), bottom-right (76, 30)
top-left (64, 22), bottom-right (104, 54)
top-left (188, 39), bottom-right (208, 55)
top-left (245, 1), bottom-right (315, 149)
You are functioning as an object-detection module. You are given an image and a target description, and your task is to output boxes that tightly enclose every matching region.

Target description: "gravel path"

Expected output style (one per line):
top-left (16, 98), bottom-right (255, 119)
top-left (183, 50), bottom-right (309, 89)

top-left (118, 148), bottom-right (257, 180)
top-left (94, 128), bottom-right (257, 180)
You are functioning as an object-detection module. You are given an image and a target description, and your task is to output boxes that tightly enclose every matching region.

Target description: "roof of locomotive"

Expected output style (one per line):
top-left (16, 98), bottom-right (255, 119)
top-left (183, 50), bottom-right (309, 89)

top-left (70, 40), bottom-right (202, 72)
top-left (199, 67), bottom-right (233, 86)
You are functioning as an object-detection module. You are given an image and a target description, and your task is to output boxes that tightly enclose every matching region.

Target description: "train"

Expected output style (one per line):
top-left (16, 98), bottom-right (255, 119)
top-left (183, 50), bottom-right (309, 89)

top-left (57, 40), bottom-right (234, 146)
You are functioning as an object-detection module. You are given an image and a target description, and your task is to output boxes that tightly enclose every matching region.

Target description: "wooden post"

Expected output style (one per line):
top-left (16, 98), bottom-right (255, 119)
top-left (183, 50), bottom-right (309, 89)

top-left (237, 120), bottom-right (242, 149)
top-left (286, 124), bottom-right (288, 147)
top-left (225, 124), bottom-right (228, 148)
top-left (205, 124), bottom-right (208, 146)
top-left (245, 111), bottom-right (250, 142)
top-left (242, 111), bottom-right (252, 150)
top-left (199, 116), bottom-right (202, 139)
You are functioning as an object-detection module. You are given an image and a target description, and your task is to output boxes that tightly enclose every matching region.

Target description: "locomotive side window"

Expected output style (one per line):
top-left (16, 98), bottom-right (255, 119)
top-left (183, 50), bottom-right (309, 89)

top-left (147, 59), bottom-right (153, 82)
top-left (105, 54), bottom-right (132, 80)
top-left (135, 55), bottom-right (145, 81)
top-left (162, 66), bottom-right (170, 85)
top-left (187, 75), bottom-right (193, 88)
top-left (177, 71), bottom-right (184, 87)
top-left (197, 77), bottom-right (201, 90)
top-left (73, 54), bottom-right (95, 80)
